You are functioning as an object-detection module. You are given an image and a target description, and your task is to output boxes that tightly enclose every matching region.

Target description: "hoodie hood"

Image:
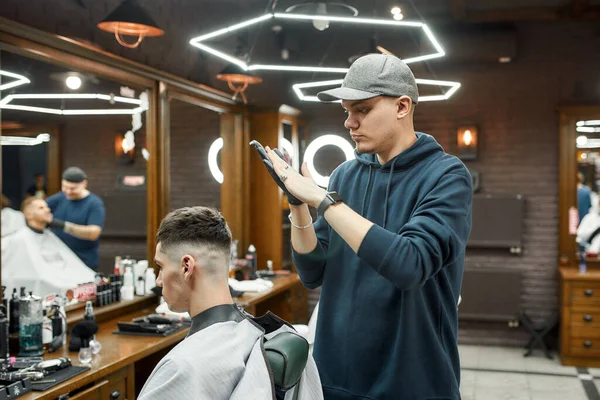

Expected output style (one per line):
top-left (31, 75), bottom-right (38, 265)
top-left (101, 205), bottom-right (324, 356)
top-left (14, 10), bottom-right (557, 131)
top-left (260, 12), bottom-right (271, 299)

top-left (355, 132), bottom-right (444, 171)
top-left (354, 132), bottom-right (444, 228)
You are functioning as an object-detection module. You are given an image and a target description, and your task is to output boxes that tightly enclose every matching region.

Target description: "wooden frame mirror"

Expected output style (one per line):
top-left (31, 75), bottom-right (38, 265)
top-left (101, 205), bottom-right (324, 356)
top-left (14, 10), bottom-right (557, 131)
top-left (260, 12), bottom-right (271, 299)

top-left (558, 106), bottom-right (600, 266)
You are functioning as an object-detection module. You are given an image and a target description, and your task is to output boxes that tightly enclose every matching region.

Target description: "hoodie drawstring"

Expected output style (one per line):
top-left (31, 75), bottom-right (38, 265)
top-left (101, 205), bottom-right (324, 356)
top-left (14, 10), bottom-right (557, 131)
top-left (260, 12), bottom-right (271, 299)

top-left (382, 161), bottom-right (395, 229)
top-left (361, 165), bottom-right (373, 216)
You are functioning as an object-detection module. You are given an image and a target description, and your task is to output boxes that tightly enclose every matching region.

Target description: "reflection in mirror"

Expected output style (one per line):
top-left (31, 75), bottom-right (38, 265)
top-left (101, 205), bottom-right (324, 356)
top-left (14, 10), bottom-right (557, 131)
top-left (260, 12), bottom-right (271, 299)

top-left (281, 122), bottom-right (295, 170)
top-left (575, 119), bottom-right (600, 264)
top-left (1, 50), bottom-right (149, 303)
top-left (168, 98), bottom-right (221, 211)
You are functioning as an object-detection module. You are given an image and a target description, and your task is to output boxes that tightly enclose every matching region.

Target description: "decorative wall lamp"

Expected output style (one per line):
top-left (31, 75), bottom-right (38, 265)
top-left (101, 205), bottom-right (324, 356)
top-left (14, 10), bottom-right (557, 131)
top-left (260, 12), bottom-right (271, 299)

top-left (457, 126), bottom-right (478, 160)
top-left (97, 0), bottom-right (164, 49)
top-left (115, 132), bottom-right (135, 164)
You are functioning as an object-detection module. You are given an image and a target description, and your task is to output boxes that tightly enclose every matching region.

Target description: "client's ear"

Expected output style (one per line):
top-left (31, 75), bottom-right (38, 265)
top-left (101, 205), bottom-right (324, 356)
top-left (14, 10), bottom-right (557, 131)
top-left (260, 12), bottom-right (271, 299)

top-left (181, 255), bottom-right (196, 281)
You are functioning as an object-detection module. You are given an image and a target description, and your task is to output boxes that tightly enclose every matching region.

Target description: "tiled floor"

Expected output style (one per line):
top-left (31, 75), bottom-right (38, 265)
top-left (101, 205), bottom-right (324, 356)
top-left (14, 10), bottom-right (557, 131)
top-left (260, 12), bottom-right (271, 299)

top-left (459, 345), bottom-right (598, 400)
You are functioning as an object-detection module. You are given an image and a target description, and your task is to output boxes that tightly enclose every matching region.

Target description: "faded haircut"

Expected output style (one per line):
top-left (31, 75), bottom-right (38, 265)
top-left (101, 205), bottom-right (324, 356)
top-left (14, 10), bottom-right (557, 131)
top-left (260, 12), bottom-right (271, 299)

top-left (156, 207), bottom-right (232, 274)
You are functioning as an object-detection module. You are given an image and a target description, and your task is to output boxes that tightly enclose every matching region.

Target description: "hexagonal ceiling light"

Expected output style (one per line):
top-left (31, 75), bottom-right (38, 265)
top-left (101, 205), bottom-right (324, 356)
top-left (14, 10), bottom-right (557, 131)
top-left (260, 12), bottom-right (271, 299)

top-left (0, 70), bottom-right (31, 91)
top-left (0, 93), bottom-right (147, 115)
top-left (189, 13), bottom-right (446, 73)
top-left (292, 78), bottom-right (462, 103)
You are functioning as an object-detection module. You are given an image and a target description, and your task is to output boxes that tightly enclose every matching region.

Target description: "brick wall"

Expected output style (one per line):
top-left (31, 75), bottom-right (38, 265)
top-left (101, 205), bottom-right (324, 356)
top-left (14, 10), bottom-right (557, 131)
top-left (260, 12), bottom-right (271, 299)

top-left (299, 21), bottom-right (600, 346)
top-left (168, 99), bottom-right (221, 211)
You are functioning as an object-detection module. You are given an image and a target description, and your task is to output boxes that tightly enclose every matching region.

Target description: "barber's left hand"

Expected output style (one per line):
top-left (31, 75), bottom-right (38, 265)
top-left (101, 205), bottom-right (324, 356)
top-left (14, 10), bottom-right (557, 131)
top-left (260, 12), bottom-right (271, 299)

top-left (265, 146), bottom-right (327, 208)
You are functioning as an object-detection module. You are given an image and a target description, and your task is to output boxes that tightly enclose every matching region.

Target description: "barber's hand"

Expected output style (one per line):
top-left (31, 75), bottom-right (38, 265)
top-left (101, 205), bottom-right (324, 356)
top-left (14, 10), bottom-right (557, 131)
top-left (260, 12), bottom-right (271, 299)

top-left (48, 218), bottom-right (66, 230)
top-left (265, 146), bottom-right (328, 209)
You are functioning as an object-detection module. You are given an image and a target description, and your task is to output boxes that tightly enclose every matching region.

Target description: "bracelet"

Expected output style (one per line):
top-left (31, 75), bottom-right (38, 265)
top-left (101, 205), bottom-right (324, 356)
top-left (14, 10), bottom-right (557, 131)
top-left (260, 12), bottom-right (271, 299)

top-left (288, 213), bottom-right (313, 229)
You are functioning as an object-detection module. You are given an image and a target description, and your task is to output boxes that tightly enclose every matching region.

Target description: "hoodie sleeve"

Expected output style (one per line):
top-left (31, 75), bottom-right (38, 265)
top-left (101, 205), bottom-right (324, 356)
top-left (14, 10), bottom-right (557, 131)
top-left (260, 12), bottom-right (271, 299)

top-left (291, 167), bottom-right (344, 289)
top-left (357, 172), bottom-right (472, 290)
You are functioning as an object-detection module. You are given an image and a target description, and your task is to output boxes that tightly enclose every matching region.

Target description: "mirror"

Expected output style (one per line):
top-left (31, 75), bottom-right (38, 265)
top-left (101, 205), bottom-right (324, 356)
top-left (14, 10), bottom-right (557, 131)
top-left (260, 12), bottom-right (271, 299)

top-left (1, 49), bottom-right (150, 300)
top-left (168, 97), bottom-right (221, 211)
top-left (575, 118), bottom-right (600, 260)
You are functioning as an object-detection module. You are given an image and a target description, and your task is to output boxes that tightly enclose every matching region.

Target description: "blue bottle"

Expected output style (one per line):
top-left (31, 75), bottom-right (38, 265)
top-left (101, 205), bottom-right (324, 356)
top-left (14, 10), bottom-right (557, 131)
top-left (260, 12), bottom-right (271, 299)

top-left (580, 245), bottom-right (587, 274)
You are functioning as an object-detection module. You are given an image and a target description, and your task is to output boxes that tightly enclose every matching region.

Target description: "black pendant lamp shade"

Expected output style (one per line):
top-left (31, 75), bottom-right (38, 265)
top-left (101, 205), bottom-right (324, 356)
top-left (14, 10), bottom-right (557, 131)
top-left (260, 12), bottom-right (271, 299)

top-left (97, 0), bottom-right (164, 48)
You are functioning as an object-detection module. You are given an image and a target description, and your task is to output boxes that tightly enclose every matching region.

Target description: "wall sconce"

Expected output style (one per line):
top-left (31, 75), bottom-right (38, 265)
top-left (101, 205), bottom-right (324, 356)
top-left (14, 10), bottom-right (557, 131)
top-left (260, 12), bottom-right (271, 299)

top-left (457, 126), bottom-right (478, 161)
top-left (115, 133), bottom-right (135, 164)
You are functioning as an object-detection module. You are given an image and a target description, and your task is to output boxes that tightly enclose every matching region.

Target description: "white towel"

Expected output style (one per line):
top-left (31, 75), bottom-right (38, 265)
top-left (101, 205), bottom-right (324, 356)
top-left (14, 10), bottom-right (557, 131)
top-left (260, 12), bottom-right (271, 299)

top-left (228, 278), bottom-right (274, 293)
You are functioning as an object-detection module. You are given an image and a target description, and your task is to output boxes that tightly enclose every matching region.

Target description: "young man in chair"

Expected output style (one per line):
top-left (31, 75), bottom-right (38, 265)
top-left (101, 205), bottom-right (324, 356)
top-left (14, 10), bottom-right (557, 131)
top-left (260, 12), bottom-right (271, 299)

top-left (138, 206), bottom-right (322, 400)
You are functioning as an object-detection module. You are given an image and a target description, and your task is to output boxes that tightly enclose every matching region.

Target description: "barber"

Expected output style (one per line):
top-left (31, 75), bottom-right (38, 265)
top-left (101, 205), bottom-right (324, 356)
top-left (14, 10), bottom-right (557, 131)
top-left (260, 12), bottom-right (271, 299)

top-left (46, 167), bottom-right (106, 270)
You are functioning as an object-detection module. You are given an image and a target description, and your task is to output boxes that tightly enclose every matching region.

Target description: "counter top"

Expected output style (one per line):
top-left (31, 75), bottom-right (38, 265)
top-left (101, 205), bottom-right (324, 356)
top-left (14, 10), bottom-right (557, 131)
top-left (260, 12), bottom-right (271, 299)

top-left (560, 267), bottom-right (600, 281)
top-left (22, 306), bottom-right (188, 400)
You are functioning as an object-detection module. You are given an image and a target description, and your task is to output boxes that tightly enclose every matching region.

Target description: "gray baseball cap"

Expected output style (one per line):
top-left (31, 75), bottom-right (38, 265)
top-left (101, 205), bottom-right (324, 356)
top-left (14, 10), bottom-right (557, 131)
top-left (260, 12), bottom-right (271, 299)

top-left (317, 54), bottom-right (419, 104)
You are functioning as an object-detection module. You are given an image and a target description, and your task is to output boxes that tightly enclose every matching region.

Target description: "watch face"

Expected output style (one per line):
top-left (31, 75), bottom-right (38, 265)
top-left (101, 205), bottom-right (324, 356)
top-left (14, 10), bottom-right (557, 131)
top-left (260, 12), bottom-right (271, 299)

top-left (329, 192), bottom-right (343, 202)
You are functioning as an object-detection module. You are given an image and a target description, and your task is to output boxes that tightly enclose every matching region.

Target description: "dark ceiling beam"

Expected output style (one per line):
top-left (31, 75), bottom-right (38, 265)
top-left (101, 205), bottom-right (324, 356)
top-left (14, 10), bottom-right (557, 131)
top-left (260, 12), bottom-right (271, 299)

top-left (571, 0), bottom-right (591, 17)
top-left (453, 5), bottom-right (600, 22)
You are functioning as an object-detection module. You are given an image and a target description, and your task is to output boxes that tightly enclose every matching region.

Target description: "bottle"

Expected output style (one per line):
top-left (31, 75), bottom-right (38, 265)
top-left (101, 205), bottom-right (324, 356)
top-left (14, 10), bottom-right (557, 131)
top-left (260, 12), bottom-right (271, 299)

top-left (8, 288), bottom-right (19, 334)
top-left (50, 305), bottom-right (63, 342)
top-left (0, 305), bottom-right (9, 358)
top-left (124, 266), bottom-right (134, 288)
top-left (136, 277), bottom-right (145, 296)
top-left (84, 301), bottom-right (95, 322)
top-left (114, 256), bottom-right (122, 275)
top-left (580, 245), bottom-right (587, 274)
top-left (1, 287), bottom-right (7, 316)
top-left (19, 292), bottom-right (43, 356)
top-left (83, 302), bottom-right (101, 355)
top-left (145, 268), bottom-right (156, 295)
top-left (42, 310), bottom-right (52, 351)
top-left (246, 245), bottom-right (257, 280)
top-left (78, 340), bottom-right (92, 364)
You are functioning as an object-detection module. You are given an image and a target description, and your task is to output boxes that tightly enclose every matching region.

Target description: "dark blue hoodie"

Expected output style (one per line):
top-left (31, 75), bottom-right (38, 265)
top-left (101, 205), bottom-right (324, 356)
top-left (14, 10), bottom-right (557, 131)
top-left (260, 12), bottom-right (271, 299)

top-left (292, 133), bottom-right (472, 400)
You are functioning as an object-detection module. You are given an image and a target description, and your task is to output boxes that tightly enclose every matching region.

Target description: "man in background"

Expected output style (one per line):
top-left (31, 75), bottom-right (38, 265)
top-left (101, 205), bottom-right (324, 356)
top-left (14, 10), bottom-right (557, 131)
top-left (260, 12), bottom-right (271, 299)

top-left (46, 167), bottom-right (105, 270)
top-left (578, 171), bottom-right (593, 222)
top-left (25, 173), bottom-right (47, 199)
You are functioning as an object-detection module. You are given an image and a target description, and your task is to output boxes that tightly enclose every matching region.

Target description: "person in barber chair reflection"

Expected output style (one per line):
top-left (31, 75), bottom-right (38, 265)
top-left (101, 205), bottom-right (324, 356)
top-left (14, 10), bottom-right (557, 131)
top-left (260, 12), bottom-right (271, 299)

top-left (577, 195), bottom-right (600, 255)
top-left (2, 197), bottom-right (96, 298)
top-left (46, 167), bottom-right (105, 270)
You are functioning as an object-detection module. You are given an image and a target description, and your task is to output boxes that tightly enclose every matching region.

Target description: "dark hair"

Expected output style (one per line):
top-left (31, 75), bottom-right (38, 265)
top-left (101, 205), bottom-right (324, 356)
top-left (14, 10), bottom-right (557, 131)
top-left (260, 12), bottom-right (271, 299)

top-left (156, 207), bottom-right (232, 257)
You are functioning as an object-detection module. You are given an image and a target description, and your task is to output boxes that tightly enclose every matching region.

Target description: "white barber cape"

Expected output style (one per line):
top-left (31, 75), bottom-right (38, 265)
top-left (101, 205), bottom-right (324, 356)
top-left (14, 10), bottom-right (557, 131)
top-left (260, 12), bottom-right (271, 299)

top-left (1, 226), bottom-right (96, 297)
top-left (139, 304), bottom-right (323, 400)
top-left (1, 208), bottom-right (26, 237)
top-left (577, 206), bottom-right (600, 253)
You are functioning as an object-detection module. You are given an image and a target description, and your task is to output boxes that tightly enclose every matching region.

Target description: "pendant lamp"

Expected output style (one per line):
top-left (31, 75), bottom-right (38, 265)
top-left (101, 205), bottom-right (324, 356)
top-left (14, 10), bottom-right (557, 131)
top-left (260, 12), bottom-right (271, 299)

top-left (97, 0), bottom-right (164, 48)
top-left (216, 63), bottom-right (262, 104)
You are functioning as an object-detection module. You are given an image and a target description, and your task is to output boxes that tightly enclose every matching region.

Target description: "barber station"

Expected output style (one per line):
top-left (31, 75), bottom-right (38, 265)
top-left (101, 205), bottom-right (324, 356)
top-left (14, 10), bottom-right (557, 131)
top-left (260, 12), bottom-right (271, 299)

top-left (0, 1), bottom-right (599, 400)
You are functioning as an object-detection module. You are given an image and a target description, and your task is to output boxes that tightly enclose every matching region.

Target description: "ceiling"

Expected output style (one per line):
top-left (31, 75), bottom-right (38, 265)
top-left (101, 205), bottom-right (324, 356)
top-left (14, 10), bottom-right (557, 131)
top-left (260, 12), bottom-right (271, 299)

top-left (1, 0), bottom-right (599, 108)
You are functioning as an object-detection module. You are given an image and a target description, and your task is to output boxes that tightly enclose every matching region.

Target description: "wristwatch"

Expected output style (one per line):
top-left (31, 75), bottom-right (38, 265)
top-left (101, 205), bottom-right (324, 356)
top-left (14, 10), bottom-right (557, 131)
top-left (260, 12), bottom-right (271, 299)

top-left (318, 192), bottom-right (343, 217)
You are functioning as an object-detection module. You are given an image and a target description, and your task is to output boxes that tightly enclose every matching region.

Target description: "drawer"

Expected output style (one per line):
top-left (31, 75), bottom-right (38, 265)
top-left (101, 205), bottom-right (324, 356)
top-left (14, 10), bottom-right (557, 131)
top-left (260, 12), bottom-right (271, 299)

top-left (69, 380), bottom-right (109, 400)
top-left (569, 338), bottom-right (600, 357)
top-left (571, 311), bottom-right (600, 328)
top-left (569, 324), bottom-right (600, 339)
top-left (104, 366), bottom-right (133, 400)
top-left (570, 283), bottom-right (600, 307)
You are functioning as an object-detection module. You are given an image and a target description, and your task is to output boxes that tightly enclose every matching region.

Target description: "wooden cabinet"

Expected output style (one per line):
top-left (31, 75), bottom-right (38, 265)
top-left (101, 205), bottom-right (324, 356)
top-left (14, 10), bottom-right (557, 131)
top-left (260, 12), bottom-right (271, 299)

top-left (560, 268), bottom-right (600, 367)
top-left (103, 365), bottom-right (135, 400)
